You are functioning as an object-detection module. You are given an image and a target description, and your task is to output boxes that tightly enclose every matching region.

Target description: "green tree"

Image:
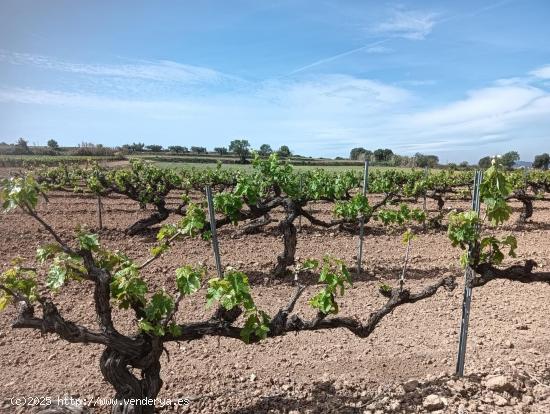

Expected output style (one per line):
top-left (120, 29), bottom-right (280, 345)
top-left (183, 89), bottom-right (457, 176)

top-left (533, 153), bottom-right (550, 170)
top-left (146, 145), bottom-right (163, 152)
top-left (191, 146), bottom-right (207, 154)
top-left (500, 151), bottom-right (520, 169)
top-left (373, 148), bottom-right (393, 162)
top-left (478, 156), bottom-right (492, 169)
top-left (350, 147), bottom-right (366, 160)
top-left (414, 153), bottom-right (439, 168)
top-left (277, 145), bottom-right (291, 158)
top-left (214, 147), bottom-right (228, 156)
top-left (168, 145), bottom-right (186, 154)
top-left (124, 142), bottom-right (145, 152)
top-left (14, 138), bottom-right (30, 155)
top-left (229, 139), bottom-right (251, 163)
top-left (258, 144), bottom-right (273, 157)
top-left (47, 139), bottom-right (59, 150)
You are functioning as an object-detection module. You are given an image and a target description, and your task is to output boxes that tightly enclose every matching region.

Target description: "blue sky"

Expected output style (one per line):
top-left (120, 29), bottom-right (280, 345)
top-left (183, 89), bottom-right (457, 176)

top-left (0, 0), bottom-right (549, 163)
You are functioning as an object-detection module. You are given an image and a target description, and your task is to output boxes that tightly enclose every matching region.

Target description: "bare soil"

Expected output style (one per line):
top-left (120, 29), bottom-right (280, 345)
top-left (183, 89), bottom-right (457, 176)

top-left (1, 178), bottom-right (550, 413)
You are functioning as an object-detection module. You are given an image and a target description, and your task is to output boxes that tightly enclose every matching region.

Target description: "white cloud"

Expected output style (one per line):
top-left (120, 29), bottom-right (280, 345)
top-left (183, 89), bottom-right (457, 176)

top-left (493, 77), bottom-right (529, 86)
top-left (530, 64), bottom-right (550, 79)
top-left (0, 50), bottom-right (238, 85)
top-left (1, 65), bottom-right (549, 163)
top-left (410, 86), bottom-right (545, 127)
top-left (373, 8), bottom-right (438, 40)
top-left (0, 87), bottom-right (201, 113)
top-left (259, 75), bottom-right (410, 109)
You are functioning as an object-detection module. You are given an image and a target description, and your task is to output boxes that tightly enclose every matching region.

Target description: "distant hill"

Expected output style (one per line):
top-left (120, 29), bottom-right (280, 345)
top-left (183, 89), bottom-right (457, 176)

top-left (515, 160), bottom-right (533, 168)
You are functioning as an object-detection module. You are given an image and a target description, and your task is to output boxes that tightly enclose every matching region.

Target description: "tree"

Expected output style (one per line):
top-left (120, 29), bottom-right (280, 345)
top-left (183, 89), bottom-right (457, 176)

top-left (478, 156), bottom-right (492, 169)
top-left (277, 145), bottom-right (291, 158)
top-left (124, 142), bottom-right (145, 152)
top-left (190, 146), bottom-right (207, 154)
top-left (533, 153), bottom-right (550, 170)
top-left (47, 139), bottom-right (59, 150)
top-left (14, 138), bottom-right (30, 155)
top-left (350, 147), bottom-right (366, 160)
top-left (414, 153), bottom-right (439, 168)
top-left (214, 147), bottom-right (228, 156)
top-left (146, 145), bottom-right (163, 152)
top-left (459, 161), bottom-right (469, 168)
top-left (168, 145), bottom-right (186, 154)
top-left (362, 150), bottom-right (373, 161)
top-left (258, 144), bottom-right (273, 157)
top-left (500, 151), bottom-right (520, 169)
top-left (373, 148), bottom-right (393, 162)
top-left (229, 139), bottom-right (251, 163)
top-left (389, 154), bottom-right (406, 167)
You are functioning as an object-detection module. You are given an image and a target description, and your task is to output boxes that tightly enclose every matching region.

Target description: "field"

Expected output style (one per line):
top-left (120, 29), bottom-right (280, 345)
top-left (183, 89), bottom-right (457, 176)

top-left (130, 154), bottom-right (412, 172)
top-left (0, 154), bottom-right (123, 168)
top-left (0, 153), bottom-right (417, 173)
top-left (150, 161), bottom-right (414, 173)
top-left (1, 162), bottom-right (550, 413)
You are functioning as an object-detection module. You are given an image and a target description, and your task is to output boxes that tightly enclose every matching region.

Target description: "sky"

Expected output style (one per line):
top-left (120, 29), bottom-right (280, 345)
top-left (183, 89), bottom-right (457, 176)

top-left (0, 0), bottom-right (549, 163)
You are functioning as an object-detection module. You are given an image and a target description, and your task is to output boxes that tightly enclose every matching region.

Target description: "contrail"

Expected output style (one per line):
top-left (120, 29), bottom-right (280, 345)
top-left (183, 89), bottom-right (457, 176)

top-left (286, 0), bottom-right (517, 76)
top-left (288, 38), bottom-right (392, 75)
top-left (438, 0), bottom-right (516, 23)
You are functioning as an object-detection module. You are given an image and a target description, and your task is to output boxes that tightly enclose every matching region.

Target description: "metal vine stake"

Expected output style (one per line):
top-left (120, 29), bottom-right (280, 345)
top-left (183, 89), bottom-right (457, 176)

top-left (356, 159), bottom-right (369, 275)
top-left (206, 185), bottom-right (223, 278)
top-left (456, 169), bottom-right (483, 376)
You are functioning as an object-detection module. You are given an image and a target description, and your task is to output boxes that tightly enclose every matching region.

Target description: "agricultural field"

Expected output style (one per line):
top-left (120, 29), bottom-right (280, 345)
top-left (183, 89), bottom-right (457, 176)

top-left (0, 152), bottom-right (416, 173)
top-left (150, 160), bottom-right (413, 173)
top-left (130, 154), bottom-right (391, 172)
top-left (1, 156), bottom-right (550, 413)
top-left (0, 154), bottom-right (124, 168)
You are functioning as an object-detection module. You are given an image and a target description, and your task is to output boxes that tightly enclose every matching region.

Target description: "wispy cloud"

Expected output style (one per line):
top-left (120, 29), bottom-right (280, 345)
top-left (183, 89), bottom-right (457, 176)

top-left (0, 87), bottom-right (220, 120)
top-left (410, 86), bottom-right (545, 127)
top-left (260, 74), bottom-right (411, 108)
top-left (0, 50), bottom-right (239, 85)
top-left (391, 85), bottom-right (550, 154)
top-left (373, 8), bottom-right (438, 40)
top-left (1, 65), bottom-right (549, 162)
top-left (530, 64), bottom-right (550, 80)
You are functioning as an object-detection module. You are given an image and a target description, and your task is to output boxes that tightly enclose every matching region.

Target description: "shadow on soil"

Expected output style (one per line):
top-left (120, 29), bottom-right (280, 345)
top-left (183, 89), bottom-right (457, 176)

top-left (227, 381), bottom-right (367, 414)
top-left (245, 265), bottom-right (456, 288)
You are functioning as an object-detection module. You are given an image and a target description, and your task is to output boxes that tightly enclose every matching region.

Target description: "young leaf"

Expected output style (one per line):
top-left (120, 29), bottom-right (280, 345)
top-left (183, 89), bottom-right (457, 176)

top-left (175, 265), bottom-right (203, 295)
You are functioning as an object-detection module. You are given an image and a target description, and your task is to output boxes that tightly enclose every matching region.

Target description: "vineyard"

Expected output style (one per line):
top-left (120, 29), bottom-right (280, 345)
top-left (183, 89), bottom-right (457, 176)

top-left (1, 156), bottom-right (550, 413)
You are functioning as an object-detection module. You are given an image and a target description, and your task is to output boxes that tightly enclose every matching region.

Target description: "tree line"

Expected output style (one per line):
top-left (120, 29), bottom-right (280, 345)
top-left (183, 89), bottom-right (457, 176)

top-left (349, 147), bottom-right (441, 168)
top-left (121, 140), bottom-right (292, 163)
top-left (2, 137), bottom-right (549, 170)
top-left (350, 146), bottom-right (550, 170)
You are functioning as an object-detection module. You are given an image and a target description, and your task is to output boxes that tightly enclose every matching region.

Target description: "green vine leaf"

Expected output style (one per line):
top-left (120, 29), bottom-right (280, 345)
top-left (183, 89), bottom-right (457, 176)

top-left (175, 265), bottom-right (203, 295)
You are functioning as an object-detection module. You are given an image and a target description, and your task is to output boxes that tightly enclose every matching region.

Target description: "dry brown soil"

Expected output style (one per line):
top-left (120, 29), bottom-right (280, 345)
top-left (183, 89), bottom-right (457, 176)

top-left (1, 171), bottom-right (550, 413)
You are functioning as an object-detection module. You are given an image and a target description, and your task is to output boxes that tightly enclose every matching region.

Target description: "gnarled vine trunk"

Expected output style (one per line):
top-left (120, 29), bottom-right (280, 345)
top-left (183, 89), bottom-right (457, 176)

top-left (273, 199), bottom-right (298, 277)
top-left (515, 191), bottom-right (533, 224)
top-left (100, 338), bottom-right (163, 414)
top-left (126, 202), bottom-right (170, 236)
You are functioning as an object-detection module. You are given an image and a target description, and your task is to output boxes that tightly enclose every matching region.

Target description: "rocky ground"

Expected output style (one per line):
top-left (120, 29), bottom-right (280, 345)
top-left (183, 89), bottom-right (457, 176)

top-left (0, 172), bottom-right (549, 413)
